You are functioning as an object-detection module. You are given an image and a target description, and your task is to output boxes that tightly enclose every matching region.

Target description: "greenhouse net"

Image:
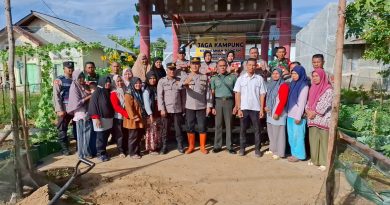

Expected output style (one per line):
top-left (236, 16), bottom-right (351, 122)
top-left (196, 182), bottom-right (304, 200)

top-left (315, 133), bottom-right (390, 205)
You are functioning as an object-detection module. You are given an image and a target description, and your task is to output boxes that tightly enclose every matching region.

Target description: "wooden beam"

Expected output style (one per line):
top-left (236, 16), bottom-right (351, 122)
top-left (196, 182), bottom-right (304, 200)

top-left (326, 0), bottom-right (347, 204)
top-left (339, 131), bottom-right (390, 166)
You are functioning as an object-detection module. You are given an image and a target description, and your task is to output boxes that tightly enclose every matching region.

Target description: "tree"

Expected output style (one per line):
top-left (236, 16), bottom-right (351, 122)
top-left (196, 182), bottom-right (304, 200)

top-left (108, 35), bottom-right (139, 55)
top-left (345, 0), bottom-right (390, 65)
top-left (151, 38), bottom-right (167, 59)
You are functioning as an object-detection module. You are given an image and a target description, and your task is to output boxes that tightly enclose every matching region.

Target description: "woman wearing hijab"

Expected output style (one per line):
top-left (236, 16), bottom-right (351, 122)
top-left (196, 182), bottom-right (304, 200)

top-left (143, 71), bottom-right (163, 155)
top-left (124, 77), bottom-right (146, 159)
top-left (150, 57), bottom-right (166, 80)
top-left (88, 76), bottom-right (115, 162)
top-left (264, 68), bottom-right (289, 160)
top-left (122, 68), bottom-right (133, 88)
top-left (286, 65), bottom-right (309, 162)
top-left (110, 75), bottom-right (129, 158)
top-left (132, 53), bottom-right (151, 82)
top-left (67, 70), bottom-right (93, 159)
top-left (306, 68), bottom-right (333, 171)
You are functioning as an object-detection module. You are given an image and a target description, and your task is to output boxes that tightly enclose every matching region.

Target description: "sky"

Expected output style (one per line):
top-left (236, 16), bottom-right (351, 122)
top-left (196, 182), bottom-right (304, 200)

top-left (0, 0), bottom-right (339, 51)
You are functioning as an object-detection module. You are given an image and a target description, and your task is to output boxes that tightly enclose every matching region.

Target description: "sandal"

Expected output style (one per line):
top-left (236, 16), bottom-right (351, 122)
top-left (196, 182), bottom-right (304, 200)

top-left (130, 155), bottom-right (141, 159)
top-left (272, 155), bottom-right (280, 160)
top-left (288, 156), bottom-right (300, 162)
top-left (308, 161), bottom-right (314, 166)
top-left (318, 166), bottom-right (326, 171)
top-left (119, 153), bottom-right (126, 158)
top-left (265, 151), bottom-right (273, 155)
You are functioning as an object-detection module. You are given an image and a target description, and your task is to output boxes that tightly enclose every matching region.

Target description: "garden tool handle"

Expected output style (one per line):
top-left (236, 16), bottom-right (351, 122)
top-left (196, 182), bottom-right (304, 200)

top-left (49, 159), bottom-right (95, 205)
top-left (74, 158), bottom-right (95, 177)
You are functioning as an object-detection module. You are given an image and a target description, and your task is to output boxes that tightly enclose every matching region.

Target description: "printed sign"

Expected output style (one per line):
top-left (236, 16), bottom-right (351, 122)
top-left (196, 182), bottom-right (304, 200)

top-left (195, 36), bottom-right (246, 61)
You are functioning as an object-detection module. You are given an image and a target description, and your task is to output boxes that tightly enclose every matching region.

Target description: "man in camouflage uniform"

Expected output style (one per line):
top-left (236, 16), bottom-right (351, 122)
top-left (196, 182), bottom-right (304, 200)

top-left (268, 46), bottom-right (290, 73)
top-left (84, 61), bottom-right (99, 93)
top-left (53, 61), bottom-right (74, 155)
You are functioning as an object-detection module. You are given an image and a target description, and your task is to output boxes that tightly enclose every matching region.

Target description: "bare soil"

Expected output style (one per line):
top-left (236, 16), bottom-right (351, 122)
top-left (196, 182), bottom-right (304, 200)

top-left (37, 143), bottom-right (355, 205)
top-left (16, 184), bottom-right (49, 205)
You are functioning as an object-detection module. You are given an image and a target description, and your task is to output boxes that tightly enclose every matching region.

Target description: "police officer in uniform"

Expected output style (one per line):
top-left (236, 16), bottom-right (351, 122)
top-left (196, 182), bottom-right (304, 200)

top-left (181, 57), bottom-right (212, 154)
top-left (175, 47), bottom-right (189, 78)
top-left (53, 61), bottom-right (75, 155)
top-left (241, 47), bottom-right (270, 81)
top-left (157, 63), bottom-right (185, 153)
top-left (200, 50), bottom-right (217, 75)
top-left (175, 47), bottom-right (188, 112)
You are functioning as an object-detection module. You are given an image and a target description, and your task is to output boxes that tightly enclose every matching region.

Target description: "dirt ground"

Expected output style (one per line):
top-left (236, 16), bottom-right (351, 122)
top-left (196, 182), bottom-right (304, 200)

top-left (16, 184), bottom-right (49, 205)
top-left (37, 144), bottom-right (373, 205)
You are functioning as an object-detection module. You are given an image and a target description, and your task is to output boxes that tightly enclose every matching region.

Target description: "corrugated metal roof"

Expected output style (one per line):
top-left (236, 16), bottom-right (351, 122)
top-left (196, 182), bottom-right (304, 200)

top-left (30, 11), bottom-right (133, 53)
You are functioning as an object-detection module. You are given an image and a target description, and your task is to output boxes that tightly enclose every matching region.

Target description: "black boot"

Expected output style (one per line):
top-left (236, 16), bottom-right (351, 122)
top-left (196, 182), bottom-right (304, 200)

top-left (160, 136), bottom-right (168, 155)
top-left (60, 141), bottom-right (70, 156)
top-left (59, 131), bottom-right (70, 156)
top-left (176, 136), bottom-right (184, 153)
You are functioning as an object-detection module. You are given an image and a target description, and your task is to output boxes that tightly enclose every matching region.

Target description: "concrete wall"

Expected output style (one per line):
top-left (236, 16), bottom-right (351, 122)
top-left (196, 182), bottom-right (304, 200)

top-left (82, 48), bottom-right (108, 69)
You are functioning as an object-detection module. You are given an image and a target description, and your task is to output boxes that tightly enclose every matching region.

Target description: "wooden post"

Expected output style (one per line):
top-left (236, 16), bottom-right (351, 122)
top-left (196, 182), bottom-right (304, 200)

top-left (326, 0), bottom-right (346, 204)
top-left (348, 74), bottom-right (352, 90)
top-left (23, 55), bottom-right (28, 113)
top-left (19, 108), bottom-right (32, 171)
top-left (4, 0), bottom-right (23, 197)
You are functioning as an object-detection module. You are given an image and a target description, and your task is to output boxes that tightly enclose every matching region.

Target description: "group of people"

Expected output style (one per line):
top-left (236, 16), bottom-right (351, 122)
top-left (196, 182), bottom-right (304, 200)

top-left (53, 46), bottom-right (333, 171)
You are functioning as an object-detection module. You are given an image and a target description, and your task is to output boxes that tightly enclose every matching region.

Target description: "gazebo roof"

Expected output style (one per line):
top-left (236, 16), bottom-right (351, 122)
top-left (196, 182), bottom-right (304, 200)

top-left (151, 0), bottom-right (289, 44)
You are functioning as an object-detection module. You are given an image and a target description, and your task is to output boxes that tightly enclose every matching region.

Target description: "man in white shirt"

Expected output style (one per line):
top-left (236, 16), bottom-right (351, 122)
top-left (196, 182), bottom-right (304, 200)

top-left (233, 58), bottom-right (267, 157)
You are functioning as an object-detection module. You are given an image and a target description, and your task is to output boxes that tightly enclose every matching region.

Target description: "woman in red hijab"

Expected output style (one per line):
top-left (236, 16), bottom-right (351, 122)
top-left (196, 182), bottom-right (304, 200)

top-left (305, 68), bottom-right (333, 171)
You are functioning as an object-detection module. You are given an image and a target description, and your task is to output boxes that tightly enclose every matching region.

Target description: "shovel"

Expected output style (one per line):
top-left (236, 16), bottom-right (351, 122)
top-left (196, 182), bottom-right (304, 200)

top-left (48, 158), bottom-right (95, 205)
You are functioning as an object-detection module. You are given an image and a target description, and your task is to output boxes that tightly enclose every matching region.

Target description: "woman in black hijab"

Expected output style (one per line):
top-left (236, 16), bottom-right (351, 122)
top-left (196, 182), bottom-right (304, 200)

top-left (123, 77), bottom-right (146, 159)
top-left (150, 57), bottom-right (166, 80)
top-left (143, 71), bottom-right (164, 154)
top-left (88, 75), bottom-right (114, 162)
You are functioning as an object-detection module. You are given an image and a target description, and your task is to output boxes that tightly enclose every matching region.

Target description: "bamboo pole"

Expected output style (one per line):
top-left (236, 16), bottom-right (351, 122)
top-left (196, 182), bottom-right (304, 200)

top-left (339, 131), bottom-right (390, 166)
top-left (23, 55), bottom-right (28, 114)
top-left (19, 108), bottom-right (32, 171)
top-left (4, 0), bottom-right (23, 197)
top-left (326, 0), bottom-right (347, 204)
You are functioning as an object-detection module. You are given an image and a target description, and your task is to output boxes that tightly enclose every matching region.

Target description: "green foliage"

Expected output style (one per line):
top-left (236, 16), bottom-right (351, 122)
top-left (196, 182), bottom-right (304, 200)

top-left (29, 127), bottom-right (58, 144)
top-left (0, 93), bottom-right (41, 127)
top-left (339, 102), bottom-right (390, 157)
top-left (107, 35), bottom-right (139, 55)
top-left (345, 0), bottom-right (390, 73)
top-left (133, 3), bottom-right (140, 35)
top-left (95, 67), bottom-right (110, 77)
top-left (151, 38), bottom-right (167, 59)
top-left (381, 144), bottom-right (390, 158)
top-left (341, 87), bottom-right (369, 104)
top-left (0, 42), bottom-right (102, 143)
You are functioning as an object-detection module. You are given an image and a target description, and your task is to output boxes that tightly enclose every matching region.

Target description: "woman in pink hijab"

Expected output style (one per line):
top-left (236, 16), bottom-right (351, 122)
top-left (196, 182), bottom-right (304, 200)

top-left (305, 68), bottom-right (333, 171)
top-left (131, 53), bottom-right (151, 82)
